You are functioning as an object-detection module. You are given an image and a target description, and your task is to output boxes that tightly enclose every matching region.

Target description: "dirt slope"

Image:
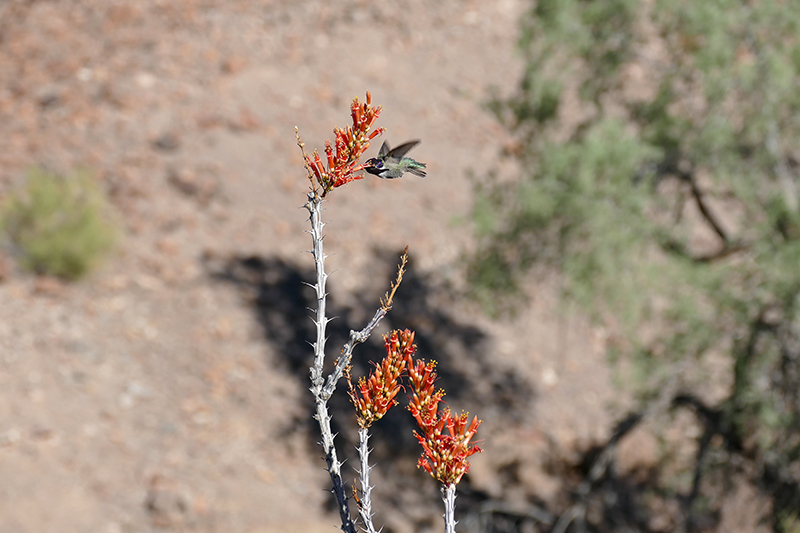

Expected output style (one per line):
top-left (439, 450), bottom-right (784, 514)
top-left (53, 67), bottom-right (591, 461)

top-left (0, 2), bottom-right (617, 532)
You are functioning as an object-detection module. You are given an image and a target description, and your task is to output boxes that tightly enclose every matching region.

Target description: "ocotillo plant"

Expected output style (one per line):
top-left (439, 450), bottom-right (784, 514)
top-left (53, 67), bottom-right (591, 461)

top-left (296, 92), bottom-right (482, 533)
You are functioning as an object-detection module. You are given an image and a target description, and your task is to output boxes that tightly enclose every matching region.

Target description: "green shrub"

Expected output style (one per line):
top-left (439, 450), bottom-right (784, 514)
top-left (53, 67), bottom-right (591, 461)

top-left (472, 0), bottom-right (800, 526)
top-left (1, 167), bottom-right (118, 280)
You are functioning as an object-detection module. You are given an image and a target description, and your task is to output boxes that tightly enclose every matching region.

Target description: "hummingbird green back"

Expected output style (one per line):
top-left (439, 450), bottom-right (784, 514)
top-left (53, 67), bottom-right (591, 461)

top-left (364, 140), bottom-right (427, 179)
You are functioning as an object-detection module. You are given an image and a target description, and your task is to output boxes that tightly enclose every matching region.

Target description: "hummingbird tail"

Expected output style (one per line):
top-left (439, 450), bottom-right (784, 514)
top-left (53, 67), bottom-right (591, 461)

top-left (408, 167), bottom-right (427, 177)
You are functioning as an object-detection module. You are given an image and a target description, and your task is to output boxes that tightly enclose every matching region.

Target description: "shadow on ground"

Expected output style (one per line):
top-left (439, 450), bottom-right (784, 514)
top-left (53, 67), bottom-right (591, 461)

top-left (207, 247), bottom-right (537, 527)
top-left (207, 250), bottom-right (800, 532)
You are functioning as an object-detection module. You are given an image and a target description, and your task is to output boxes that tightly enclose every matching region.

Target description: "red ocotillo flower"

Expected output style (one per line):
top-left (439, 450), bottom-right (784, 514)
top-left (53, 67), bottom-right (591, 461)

top-left (306, 91), bottom-right (385, 196)
top-left (406, 350), bottom-right (482, 485)
top-left (348, 330), bottom-right (415, 428)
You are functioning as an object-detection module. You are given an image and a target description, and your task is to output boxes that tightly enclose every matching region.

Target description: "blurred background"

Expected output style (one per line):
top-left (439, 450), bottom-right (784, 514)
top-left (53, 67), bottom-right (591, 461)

top-left (1, 1), bottom-right (799, 532)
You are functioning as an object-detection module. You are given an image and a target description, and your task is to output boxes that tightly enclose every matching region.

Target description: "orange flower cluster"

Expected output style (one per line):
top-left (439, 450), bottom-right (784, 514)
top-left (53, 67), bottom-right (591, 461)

top-left (348, 327), bottom-right (482, 485)
top-left (306, 91), bottom-right (385, 196)
top-left (348, 330), bottom-right (414, 428)
top-left (406, 353), bottom-right (482, 485)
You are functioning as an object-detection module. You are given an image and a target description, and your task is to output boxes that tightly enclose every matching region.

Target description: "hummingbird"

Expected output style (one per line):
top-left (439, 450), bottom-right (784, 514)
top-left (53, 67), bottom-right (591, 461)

top-left (363, 140), bottom-right (427, 179)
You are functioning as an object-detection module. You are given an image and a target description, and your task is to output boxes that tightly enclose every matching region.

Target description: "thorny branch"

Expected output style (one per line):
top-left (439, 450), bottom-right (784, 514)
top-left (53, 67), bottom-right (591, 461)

top-left (324, 247), bottom-right (408, 401)
top-left (299, 93), bottom-right (479, 533)
top-left (355, 428), bottom-right (380, 533)
top-left (304, 190), bottom-right (409, 532)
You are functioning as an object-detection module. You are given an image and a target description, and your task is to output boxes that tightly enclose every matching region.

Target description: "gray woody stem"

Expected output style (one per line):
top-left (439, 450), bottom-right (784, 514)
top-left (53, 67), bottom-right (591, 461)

top-left (306, 192), bottom-right (355, 533)
top-left (305, 191), bottom-right (396, 533)
top-left (356, 428), bottom-right (380, 533)
top-left (442, 483), bottom-right (457, 533)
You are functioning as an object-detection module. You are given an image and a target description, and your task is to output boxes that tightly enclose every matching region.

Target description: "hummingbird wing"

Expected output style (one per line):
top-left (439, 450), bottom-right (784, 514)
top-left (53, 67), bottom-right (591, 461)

top-left (378, 141), bottom-right (391, 157)
top-left (386, 140), bottom-right (421, 159)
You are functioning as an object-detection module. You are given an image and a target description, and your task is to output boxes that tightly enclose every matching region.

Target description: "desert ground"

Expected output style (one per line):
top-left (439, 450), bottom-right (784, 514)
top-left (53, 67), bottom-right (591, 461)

top-left (0, 2), bottom-right (638, 532)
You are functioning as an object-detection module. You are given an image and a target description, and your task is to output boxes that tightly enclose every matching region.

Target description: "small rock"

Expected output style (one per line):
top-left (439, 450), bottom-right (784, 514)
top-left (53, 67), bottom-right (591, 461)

top-left (145, 475), bottom-right (193, 528)
top-left (36, 87), bottom-right (61, 108)
top-left (228, 107), bottom-right (261, 132)
top-left (156, 237), bottom-right (179, 256)
top-left (220, 55), bottom-right (248, 75)
top-left (152, 132), bottom-right (181, 151)
top-left (167, 167), bottom-right (220, 204)
top-left (30, 426), bottom-right (56, 442)
top-left (0, 428), bottom-right (21, 447)
top-left (135, 72), bottom-right (157, 89)
top-left (541, 367), bottom-right (558, 387)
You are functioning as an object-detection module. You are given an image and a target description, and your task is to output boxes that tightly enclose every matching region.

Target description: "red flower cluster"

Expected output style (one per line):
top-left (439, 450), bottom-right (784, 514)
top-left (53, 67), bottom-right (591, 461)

top-left (406, 350), bottom-right (482, 485)
top-left (306, 91), bottom-right (385, 196)
top-left (348, 328), bottom-right (483, 485)
top-left (348, 330), bottom-right (414, 428)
